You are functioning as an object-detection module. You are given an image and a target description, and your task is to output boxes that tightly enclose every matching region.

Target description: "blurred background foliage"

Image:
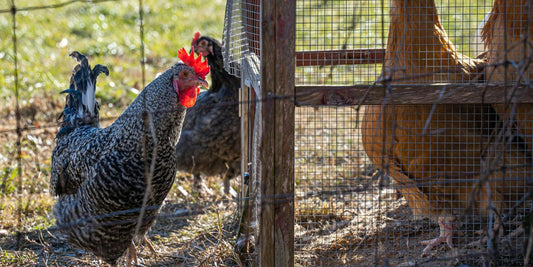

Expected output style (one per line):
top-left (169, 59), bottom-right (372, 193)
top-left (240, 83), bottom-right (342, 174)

top-left (0, 0), bottom-right (226, 110)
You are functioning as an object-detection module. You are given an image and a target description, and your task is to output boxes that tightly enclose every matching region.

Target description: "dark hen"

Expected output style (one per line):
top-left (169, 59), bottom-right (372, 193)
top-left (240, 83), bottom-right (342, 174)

top-left (50, 50), bottom-right (208, 265)
top-left (175, 33), bottom-right (241, 194)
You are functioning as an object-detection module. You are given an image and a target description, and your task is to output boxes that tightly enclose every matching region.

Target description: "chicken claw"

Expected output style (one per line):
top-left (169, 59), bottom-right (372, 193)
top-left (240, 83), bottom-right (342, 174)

top-left (420, 216), bottom-right (459, 256)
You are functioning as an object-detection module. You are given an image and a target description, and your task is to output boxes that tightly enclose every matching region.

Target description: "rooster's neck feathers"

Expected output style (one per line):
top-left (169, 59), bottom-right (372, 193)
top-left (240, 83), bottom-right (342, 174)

top-left (111, 64), bottom-right (187, 146)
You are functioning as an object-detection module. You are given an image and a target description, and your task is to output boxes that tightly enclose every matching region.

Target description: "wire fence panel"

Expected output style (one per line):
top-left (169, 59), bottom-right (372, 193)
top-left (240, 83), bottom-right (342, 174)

top-left (0, 1), bottom-right (243, 266)
top-left (293, 0), bottom-right (533, 266)
top-left (3, 0), bottom-right (533, 265)
top-left (295, 104), bottom-right (531, 266)
top-left (222, 0), bottom-right (260, 78)
top-left (295, 0), bottom-right (492, 86)
top-left (295, 0), bottom-right (388, 85)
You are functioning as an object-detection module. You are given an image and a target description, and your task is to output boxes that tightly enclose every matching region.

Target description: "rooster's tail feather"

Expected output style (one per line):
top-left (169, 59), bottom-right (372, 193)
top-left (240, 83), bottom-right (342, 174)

top-left (57, 51), bottom-right (109, 136)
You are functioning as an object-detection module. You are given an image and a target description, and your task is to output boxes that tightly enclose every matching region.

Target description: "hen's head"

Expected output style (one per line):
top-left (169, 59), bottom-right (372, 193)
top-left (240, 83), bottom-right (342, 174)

top-left (173, 47), bottom-right (209, 108)
top-left (191, 32), bottom-right (221, 57)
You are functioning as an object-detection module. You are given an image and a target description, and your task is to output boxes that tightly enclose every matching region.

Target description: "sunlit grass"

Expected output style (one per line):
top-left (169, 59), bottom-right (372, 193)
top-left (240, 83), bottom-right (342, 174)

top-left (0, 0), bottom-right (226, 103)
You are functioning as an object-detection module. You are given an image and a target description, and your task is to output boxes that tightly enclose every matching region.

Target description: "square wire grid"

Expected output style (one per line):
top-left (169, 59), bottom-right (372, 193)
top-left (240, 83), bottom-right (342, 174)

top-left (295, 0), bottom-right (493, 86)
top-left (293, 0), bottom-right (532, 266)
top-left (223, 0), bottom-right (260, 77)
top-left (294, 105), bottom-right (531, 266)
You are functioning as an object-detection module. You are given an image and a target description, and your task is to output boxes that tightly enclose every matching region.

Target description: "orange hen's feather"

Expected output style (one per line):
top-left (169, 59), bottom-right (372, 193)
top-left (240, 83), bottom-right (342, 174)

top-left (482, 0), bottom-right (533, 147)
top-left (178, 47), bottom-right (210, 80)
top-left (362, 0), bottom-right (530, 222)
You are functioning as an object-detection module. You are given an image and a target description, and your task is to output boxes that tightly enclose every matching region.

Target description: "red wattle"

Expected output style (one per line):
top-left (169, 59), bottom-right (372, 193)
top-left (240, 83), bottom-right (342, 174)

top-left (179, 87), bottom-right (200, 108)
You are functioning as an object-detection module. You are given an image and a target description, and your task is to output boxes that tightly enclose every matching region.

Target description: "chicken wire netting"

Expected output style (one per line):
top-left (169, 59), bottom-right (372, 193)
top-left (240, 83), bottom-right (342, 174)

top-left (295, 0), bottom-right (492, 85)
top-left (222, 0), bottom-right (260, 77)
top-left (1, 1), bottom-right (246, 266)
top-left (295, 105), bottom-right (532, 266)
top-left (293, 0), bottom-right (533, 266)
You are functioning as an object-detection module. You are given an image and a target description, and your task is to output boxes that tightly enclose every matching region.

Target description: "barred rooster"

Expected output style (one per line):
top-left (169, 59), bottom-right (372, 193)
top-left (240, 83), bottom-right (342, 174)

top-left (175, 32), bottom-right (241, 194)
top-left (50, 50), bottom-right (209, 265)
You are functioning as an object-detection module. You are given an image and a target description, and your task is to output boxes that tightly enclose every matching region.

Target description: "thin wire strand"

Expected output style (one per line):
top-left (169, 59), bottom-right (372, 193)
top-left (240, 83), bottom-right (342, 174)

top-left (138, 0), bottom-right (146, 89)
top-left (9, 0), bottom-right (24, 251)
top-left (0, 0), bottom-right (120, 13)
top-left (1, 0), bottom-right (532, 265)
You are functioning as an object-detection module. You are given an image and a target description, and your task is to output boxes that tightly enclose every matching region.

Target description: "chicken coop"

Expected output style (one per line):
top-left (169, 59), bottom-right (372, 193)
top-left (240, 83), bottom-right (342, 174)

top-left (224, 0), bottom-right (533, 266)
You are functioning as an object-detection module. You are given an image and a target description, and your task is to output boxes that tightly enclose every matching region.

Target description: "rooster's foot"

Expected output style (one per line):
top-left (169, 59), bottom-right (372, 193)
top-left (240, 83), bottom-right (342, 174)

top-left (469, 225), bottom-right (523, 247)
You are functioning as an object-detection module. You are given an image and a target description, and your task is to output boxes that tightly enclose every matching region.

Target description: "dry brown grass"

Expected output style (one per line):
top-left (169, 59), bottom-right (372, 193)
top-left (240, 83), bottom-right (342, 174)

top-left (0, 97), bottom-right (246, 266)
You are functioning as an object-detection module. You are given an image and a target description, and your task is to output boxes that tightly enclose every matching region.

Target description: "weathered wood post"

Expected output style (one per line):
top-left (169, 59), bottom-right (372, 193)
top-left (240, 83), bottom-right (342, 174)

top-left (257, 0), bottom-right (295, 265)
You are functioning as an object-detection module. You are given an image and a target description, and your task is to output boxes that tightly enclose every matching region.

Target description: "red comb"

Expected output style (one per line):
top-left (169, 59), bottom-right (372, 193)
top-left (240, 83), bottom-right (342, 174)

top-left (178, 47), bottom-right (210, 80)
top-left (191, 32), bottom-right (201, 46)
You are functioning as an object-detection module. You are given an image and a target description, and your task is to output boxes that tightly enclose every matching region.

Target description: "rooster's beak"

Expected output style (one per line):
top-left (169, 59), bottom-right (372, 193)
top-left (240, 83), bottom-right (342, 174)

top-left (197, 78), bottom-right (208, 89)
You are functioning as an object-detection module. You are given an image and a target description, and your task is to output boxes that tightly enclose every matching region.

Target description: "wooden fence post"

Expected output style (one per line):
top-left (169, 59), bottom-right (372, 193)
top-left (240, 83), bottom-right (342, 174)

top-left (258, 0), bottom-right (295, 265)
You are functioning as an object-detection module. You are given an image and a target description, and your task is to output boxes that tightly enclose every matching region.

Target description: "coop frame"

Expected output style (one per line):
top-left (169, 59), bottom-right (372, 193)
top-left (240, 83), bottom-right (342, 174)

top-left (233, 0), bottom-right (533, 266)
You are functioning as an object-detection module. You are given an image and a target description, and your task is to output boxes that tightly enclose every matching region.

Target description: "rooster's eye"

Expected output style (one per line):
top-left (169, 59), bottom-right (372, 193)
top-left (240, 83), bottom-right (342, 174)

top-left (182, 71), bottom-right (190, 78)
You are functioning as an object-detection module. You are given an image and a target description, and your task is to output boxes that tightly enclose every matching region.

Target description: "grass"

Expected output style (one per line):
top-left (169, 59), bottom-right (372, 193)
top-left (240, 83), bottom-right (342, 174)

top-left (0, 0), bottom-right (226, 103)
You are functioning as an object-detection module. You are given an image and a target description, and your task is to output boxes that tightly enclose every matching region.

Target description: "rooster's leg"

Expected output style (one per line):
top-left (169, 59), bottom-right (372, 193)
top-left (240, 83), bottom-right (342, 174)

top-left (142, 235), bottom-right (157, 255)
top-left (469, 222), bottom-right (522, 247)
top-left (420, 216), bottom-right (458, 256)
top-left (125, 241), bottom-right (138, 267)
top-left (223, 173), bottom-right (230, 194)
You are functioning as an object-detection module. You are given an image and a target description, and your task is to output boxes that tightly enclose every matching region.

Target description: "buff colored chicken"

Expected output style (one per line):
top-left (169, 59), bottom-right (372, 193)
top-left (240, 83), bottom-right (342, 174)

top-left (362, 0), bottom-right (532, 255)
top-left (482, 0), bottom-right (533, 148)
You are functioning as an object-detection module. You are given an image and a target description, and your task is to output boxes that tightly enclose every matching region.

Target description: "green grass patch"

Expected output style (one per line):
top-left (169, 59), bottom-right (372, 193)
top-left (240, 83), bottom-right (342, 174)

top-left (0, 0), bottom-right (226, 104)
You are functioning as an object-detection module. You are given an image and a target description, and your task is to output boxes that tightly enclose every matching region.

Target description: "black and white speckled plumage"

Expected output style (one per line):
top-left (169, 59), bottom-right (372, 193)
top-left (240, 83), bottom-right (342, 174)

top-left (176, 36), bottom-right (241, 192)
top-left (50, 52), bottom-right (195, 264)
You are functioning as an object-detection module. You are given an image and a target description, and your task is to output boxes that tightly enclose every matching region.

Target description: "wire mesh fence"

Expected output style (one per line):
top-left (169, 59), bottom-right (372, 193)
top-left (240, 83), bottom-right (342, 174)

top-left (290, 0), bottom-right (533, 265)
top-left (222, 0), bottom-right (260, 78)
top-left (294, 0), bottom-right (492, 86)
top-left (294, 104), bottom-right (531, 266)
